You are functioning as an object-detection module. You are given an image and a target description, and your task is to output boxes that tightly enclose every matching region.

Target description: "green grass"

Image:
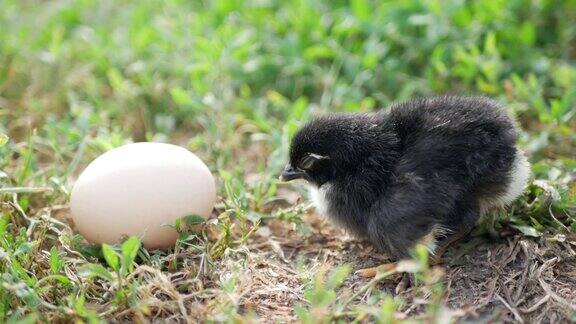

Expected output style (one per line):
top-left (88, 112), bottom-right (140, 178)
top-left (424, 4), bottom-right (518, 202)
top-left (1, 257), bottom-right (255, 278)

top-left (1, 0), bottom-right (575, 322)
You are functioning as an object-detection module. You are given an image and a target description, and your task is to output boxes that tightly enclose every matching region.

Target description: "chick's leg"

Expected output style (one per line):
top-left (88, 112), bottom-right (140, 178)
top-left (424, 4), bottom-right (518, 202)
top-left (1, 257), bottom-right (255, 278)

top-left (429, 197), bottom-right (480, 265)
top-left (357, 194), bottom-right (480, 278)
top-left (356, 231), bottom-right (437, 278)
top-left (355, 184), bottom-right (453, 278)
top-left (429, 227), bottom-right (473, 265)
top-left (356, 227), bottom-right (471, 278)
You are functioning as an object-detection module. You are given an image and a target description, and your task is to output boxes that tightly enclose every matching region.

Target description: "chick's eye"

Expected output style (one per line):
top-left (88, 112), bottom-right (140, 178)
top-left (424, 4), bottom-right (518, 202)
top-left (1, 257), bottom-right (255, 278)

top-left (299, 155), bottom-right (316, 170)
top-left (300, 153), bottom-right (329, 170)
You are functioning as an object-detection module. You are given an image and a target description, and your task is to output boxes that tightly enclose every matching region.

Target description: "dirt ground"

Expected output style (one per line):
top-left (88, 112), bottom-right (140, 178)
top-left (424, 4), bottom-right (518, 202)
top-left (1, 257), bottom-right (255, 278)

top-left (74, 188), bottom-right (575, 323)
top-left (223, 209), bottom-right (576, 323)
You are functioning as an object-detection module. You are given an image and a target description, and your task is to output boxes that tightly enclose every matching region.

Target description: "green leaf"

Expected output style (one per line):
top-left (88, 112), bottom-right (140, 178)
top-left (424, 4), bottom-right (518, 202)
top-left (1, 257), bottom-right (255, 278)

top-left (305, 289), bottom-right (336, 307)
top-left (290, 97), bottom-right (309, 120)
top-left (174, 218), bottom-right (182, 232)
top-left (379, 296), bottom-right (397, 322)
top-left (484, 32), bottom-right (498, 55)
top-left (106, 68), bottom-right (126, 94)
top-left (0, 134), bottom-right (8, 147)
top-left (183, 214), bottom-right (205, 226)
top-left (326, 264), bottom-right (352, 290)
top-left (294, 304), bottom-right (312, 323)
top-left (49, 246), bottom-right (60, 273)
top-left (518, 22), bottom-right (535, 45)
top-left (10, 258), bottom-right (36, 285)
top-left (8, 312), bottom-right (38, 324)
top-left (73, 294), bottom-right (86, 315)
top-left (102, 244), bottom-right (120, 272)
top-left (303, 45), bottom-right (335, 60)
top-left (14, 242), bottom-right (33, 257)
top-left (78, 263), bottom-right (114, 281)
top-left (414, 244), bottom-right (430, 265)
top-left (510, 224), bottom-right (542, 237)
top-left (351, 0), bottom-right (370, 21)
top-left (170, 87), bottom-right (192, 106)
top-left (39, 274), bottom-right (71, 286)
top-left (121, 236), bottom-right (141, 275)
top-left (0, 212), bottom-right (10, 236)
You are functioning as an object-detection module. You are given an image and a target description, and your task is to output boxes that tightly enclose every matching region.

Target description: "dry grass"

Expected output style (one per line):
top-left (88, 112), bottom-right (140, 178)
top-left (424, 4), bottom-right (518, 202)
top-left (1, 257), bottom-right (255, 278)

top-left (34, 195), bottom-right (572, 323)
top-left (1, 152), bottom-right (575, 322)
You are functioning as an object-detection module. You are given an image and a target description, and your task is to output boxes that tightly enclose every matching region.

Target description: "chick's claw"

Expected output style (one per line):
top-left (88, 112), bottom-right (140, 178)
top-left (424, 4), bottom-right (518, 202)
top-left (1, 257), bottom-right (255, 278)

top-left (356, 262), bottom-right (398, 278)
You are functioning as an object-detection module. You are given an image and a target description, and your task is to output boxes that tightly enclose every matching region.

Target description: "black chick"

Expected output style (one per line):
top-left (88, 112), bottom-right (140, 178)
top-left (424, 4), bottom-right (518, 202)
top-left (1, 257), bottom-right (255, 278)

top-left (280, 96), bottom-right (530, 266)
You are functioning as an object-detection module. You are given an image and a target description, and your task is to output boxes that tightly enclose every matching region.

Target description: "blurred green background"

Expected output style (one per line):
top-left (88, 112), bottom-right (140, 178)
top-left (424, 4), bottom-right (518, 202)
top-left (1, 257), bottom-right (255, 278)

top-left (2, 0), bottom-right (574, 227)
top-left (0, 0), bottom-right (575, 321)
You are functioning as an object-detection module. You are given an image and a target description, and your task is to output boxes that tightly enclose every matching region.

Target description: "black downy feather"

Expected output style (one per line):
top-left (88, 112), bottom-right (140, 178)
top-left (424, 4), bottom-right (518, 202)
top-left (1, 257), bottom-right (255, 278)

top-left (283, 96), bottom-right (529, 260)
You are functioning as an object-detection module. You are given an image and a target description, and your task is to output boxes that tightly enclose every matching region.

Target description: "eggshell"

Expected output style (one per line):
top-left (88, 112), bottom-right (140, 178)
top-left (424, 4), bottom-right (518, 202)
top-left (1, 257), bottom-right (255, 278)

top-left (70, 142), bottom-right (216, 249)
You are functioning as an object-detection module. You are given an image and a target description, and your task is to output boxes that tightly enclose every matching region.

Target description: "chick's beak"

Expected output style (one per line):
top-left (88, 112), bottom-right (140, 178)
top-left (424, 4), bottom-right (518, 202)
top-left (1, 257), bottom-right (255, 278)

top-left (279, 164), bottom-right (306, 182)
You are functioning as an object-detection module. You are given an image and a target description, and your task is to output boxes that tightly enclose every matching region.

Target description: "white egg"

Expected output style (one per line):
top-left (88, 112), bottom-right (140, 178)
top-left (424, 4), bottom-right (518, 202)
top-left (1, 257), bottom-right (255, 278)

top-left (70, 142), bottom-right (216, 249)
